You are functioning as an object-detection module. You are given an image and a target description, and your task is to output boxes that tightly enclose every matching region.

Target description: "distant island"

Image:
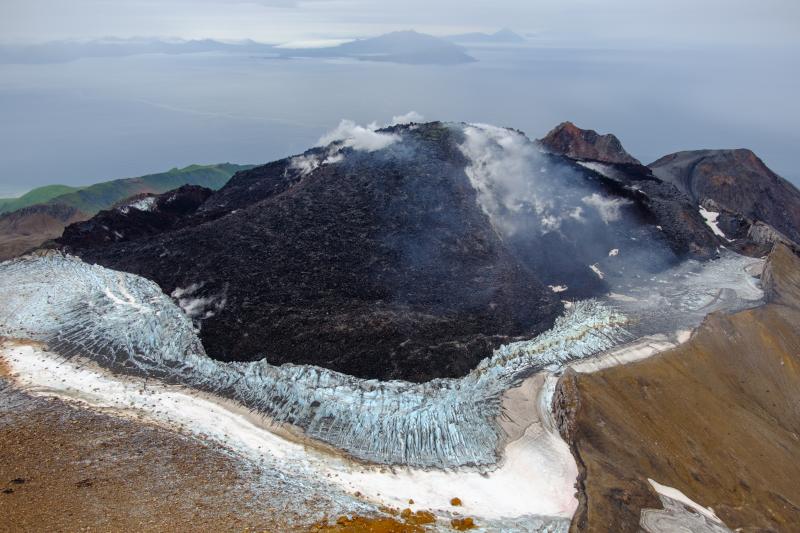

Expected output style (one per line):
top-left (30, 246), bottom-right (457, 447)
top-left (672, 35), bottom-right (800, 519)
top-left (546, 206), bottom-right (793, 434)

top-left (0, 37), bottom-right (276, 64)
top-left (0, 30), bottom-right (521, 66)
top-left (274, 30), bottom-right (477, 65)
top-left (444, 28), bottom-right (526, 44)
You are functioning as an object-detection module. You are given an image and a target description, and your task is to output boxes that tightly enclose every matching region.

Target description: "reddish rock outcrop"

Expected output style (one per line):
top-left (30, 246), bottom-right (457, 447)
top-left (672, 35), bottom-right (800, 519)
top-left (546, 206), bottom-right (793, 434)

top-left (538, 122), bottom-right (641, 165)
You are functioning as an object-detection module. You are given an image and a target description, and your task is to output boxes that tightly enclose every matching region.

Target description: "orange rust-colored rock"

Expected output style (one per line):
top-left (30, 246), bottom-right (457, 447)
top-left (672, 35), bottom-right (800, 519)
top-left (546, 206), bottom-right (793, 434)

top-left (311, 514), bottom-right (428, 532)
top-left (449, 497), bottom-right (462, 507)
top-left (450, 517), bottom-right (476, 530)
top-left (538, 121), bottom-right (641, 165)
top-left (555, 245), bottom-right (800, 531)
top-left (400, 508), bottom-right (436, 525)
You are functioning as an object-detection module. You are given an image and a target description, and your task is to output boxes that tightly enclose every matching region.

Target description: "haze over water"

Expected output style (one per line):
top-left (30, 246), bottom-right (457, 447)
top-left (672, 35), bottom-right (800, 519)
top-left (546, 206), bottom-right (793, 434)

top-left (1, 41), bottom-right (798, 196)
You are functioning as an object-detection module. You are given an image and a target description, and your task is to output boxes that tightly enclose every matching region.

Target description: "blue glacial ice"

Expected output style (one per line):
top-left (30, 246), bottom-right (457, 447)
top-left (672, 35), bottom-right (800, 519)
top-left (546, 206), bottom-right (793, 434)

top-left (0, 252), bottom-right (633, 468)
top-left (0, 244), bottom-right (762, 469)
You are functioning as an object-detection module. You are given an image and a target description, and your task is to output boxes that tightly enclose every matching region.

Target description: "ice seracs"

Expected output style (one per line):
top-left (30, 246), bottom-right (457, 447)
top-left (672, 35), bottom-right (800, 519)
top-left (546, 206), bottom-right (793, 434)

top-left (0, 252), bottom-right (630, 468)
top-left (0, 244), bottom-right (764, 469)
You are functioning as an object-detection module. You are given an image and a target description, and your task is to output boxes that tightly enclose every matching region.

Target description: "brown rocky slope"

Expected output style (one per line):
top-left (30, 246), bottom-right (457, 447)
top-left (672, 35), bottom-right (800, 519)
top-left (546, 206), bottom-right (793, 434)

top-left (649, 149), bottom-right (800, 244)
top-left (554, 243), bottom-right (800, 531)
top-left (538, 121), bottom-right (641, 165)
top-left (0, 203), bottom-right (87, 261)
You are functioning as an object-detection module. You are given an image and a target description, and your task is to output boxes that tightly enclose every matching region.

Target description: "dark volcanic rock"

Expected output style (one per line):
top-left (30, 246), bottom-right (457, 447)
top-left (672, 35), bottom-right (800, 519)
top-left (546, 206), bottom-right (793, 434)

top-left (58, 122), bottom-right (720, 382)
top-left (536, 122), bottom-right (719, 257)
top-left (59, 185), bottom-right (213, 249)
top-left (538, 122), bottom-right (641, 165)
top-left (61, 124), bottom-right (561, 381)
top-left (649, 149), bottom-right (800, 244)
top-left (567, 160), bottom-right (720, 260)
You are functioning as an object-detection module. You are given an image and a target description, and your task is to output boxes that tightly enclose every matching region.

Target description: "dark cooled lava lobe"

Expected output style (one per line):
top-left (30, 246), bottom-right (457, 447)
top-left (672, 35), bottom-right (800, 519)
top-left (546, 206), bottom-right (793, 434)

top-left (58, 122), bottom-right (718, 381)
top-left (59, 185), bottom-right (213, 248)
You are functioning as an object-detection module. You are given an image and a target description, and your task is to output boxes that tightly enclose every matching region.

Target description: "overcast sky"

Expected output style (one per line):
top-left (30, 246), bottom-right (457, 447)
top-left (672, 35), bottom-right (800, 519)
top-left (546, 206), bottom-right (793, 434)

top-left (2, 0), bottom-right (799, 47)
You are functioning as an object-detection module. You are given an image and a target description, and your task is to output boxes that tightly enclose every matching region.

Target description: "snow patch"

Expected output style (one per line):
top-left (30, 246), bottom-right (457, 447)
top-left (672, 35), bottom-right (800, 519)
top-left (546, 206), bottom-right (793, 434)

top-left (589, 263), bottom-right (605, 279)
top-left (647, 479), bottom-right (722, 523)
top-left (641, 479), bottom-right (731, 532)
top-left (699, 205), bottom-right (730, 241)
top-left (119, 196), bottom-right (157, 214)
top-left (570, 332), bottom-right (690, 373)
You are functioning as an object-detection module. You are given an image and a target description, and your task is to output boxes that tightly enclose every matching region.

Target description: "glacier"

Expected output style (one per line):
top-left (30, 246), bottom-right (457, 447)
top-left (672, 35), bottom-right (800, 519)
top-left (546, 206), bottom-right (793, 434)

top-left (0, 252), bottom-right (629, 468)
top-left (0, 249), bottom-right (762, 469)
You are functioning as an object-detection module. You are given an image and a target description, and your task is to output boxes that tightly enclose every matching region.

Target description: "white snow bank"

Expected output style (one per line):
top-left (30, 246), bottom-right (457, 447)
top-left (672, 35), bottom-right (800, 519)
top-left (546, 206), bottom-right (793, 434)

top-left (569, 331), bottom-right (691, 374)
top-left (118, 196), bottom-right (156, 214)
top-left (647, 479), bottom-right (723, 523)
top-left (589, 263), bottom-right (605, 279)
top-left (641, 479), bottom-right (731, 532)
top-left (699, 205), bottom-right (730, 241)
top-left (1, 343), bottom-right (577, 523)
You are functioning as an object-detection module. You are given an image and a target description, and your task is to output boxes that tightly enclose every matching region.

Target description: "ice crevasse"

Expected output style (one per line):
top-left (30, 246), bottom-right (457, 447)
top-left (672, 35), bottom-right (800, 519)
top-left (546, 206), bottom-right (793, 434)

top-left (0, 252), bottom-right (630, 468)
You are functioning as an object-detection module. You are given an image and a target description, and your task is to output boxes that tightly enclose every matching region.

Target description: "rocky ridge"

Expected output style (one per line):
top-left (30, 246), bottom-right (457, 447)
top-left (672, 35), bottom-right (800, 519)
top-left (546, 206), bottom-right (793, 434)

top-left (649, 149), bottom-right (800, 247)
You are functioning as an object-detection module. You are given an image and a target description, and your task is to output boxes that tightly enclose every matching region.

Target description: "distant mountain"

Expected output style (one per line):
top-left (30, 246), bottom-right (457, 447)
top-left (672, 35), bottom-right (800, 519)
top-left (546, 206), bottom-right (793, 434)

top-left (0, 184), bottom-right (83, 214)
top-left (0, 163), bottom-right (251, 260)
top-left (538, 121), bottom-right (641, 165)
top-left (444, 28), bottom-right (526, 44)
top-left (0, 38), bottom-right (276, 64)
top-left (1, 33), bottom-right (476, 66)
top-left (649, 149), bottom-right (800, 245)
top-left (35, 163), bottom-right (251, 215)
top-left (276, 31), bottom-right (476, 65)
